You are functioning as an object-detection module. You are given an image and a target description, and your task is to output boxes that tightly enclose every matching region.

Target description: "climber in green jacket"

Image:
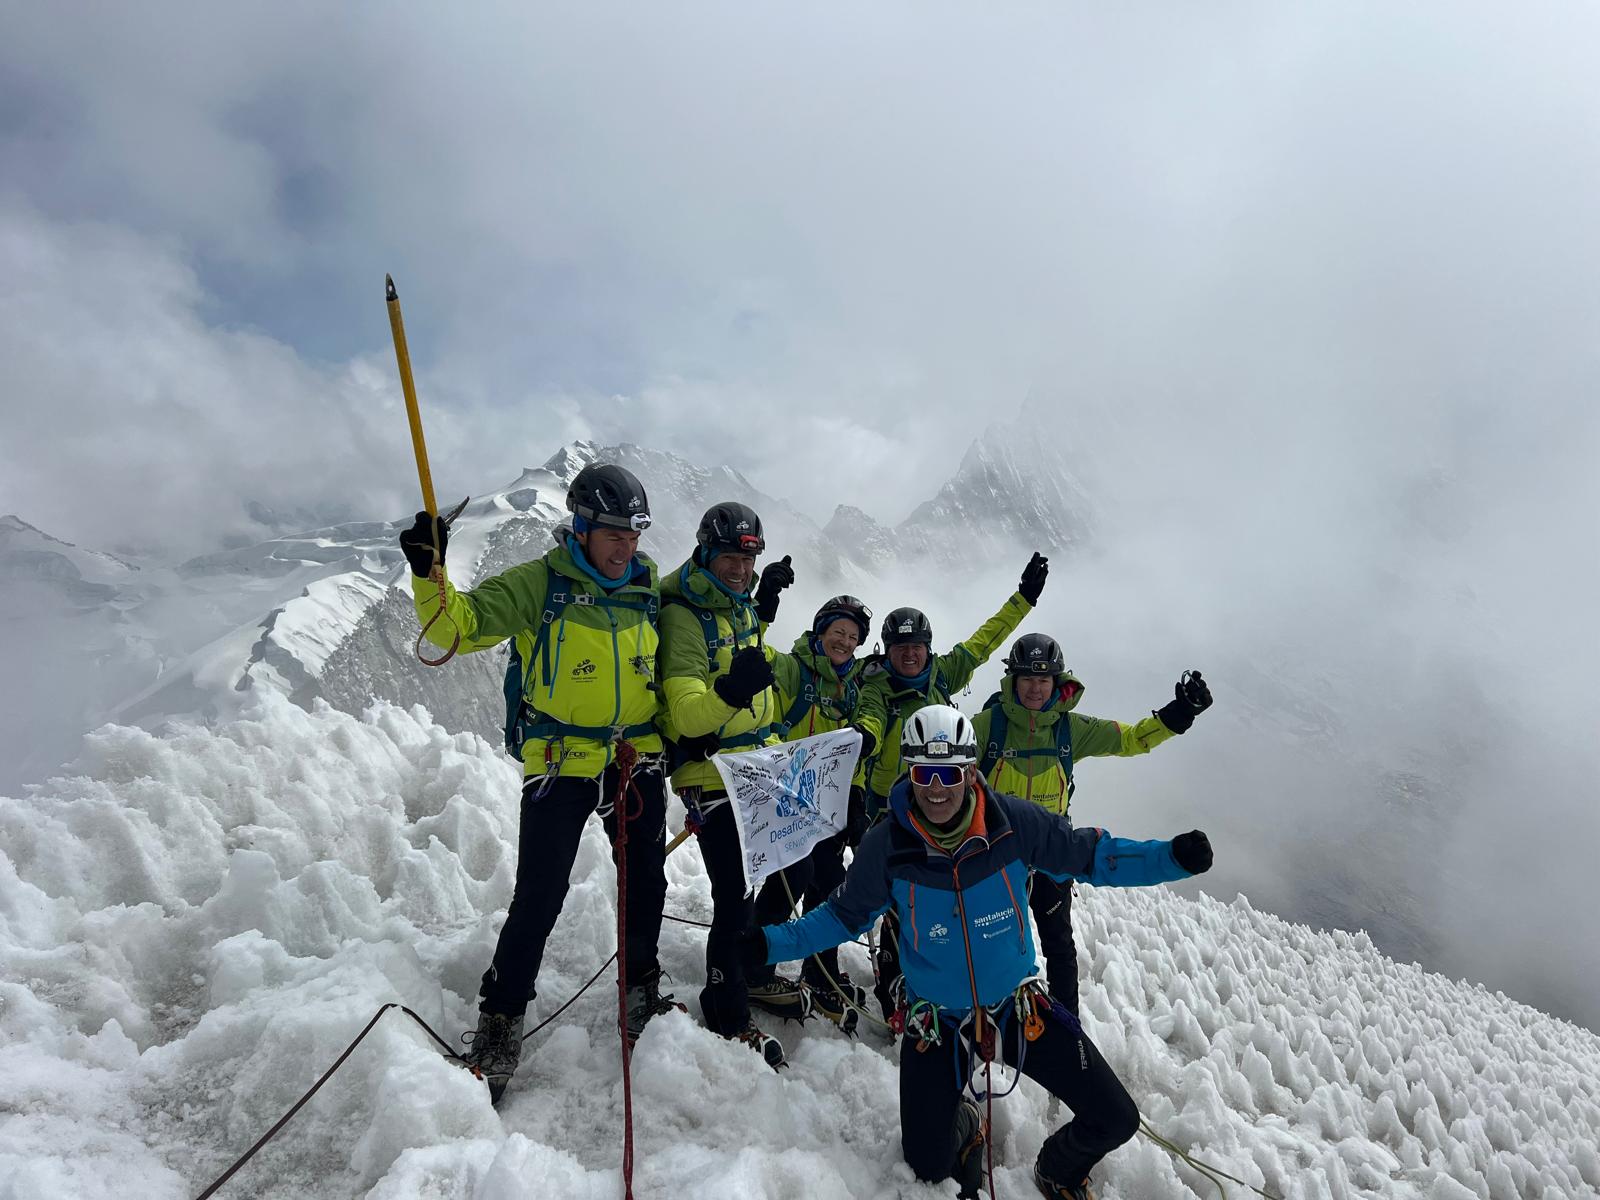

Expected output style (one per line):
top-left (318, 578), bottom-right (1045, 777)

top-left (973, 631), bottom-right (1213, 1012)
top-left (656, 500), bottom-right (796, 1068)
top-left (397, 463), bottom-right (675, 1104)
top-left (854, 553), bottom-right (1049, 815)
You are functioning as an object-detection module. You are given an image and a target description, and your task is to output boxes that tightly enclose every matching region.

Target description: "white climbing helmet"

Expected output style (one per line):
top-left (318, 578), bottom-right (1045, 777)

top-left (900, 704), bottom-right (978, 766)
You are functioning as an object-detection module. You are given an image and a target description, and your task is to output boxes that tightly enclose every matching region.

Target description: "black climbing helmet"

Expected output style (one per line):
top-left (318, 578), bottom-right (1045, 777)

top-left (882, 607), bottom-right (933, 648)
top-left (567, 464), bottom-right (651, 532)
top-left (1005, 632), bottom-right (1065, 676)
top-left (696, 501), bottom-right (765, 556)
top-left (813, 595), bottom-right (872, 643)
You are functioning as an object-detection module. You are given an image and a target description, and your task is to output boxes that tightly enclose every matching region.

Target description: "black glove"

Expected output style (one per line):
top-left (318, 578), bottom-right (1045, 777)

top-left (713, 646), bottom-right (776, 709)
top-left (739, 926), bottom-right (770, 975)
top-left (1018, 552), bottom-right (1049, 605)
top-left (398, 511), bottom-right (449, 578)
top-left (753, 554), bottom-right (794, 623)
top-left (850, 723), bottom-right (877, 760)
top-left (1171, 830), bottom-right (1213, 875)
top-left (844, 786), bottom-right (869, 849)
top-left (1155, 669), bottom-right (1213, 735)
top-left (674, 732), bottom-right (721, 762)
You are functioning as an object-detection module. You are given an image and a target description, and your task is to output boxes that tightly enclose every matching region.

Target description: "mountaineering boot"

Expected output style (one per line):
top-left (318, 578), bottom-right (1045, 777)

top-left (805, 971), bottom-right (866, 1036)
top-left (952, 1097), bottom-right (990, 1199)
top-left (460, 1009), bottom-right (524, 1105)
top-left (1033, 1163), bottom-right (1095, 1200)
top-left (625, 969), bottom-right (686, 1044)
top-left (727, 1020), bottom-right (787, 1070)
top-left (748, 974), bottom-right (813, 1023)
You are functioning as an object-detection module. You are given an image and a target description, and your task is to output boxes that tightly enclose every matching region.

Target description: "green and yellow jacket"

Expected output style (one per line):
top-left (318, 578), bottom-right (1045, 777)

top-left (657, 558), bottom-right (783, 791)
top-left (972, 673), bottom-right (1176, 815)
top-left (771, 633), bottom-right (864, 739)
top-left (411, 537), bottom-right (663, 779)
top-left (855, 591), bottom-right (1032, 806)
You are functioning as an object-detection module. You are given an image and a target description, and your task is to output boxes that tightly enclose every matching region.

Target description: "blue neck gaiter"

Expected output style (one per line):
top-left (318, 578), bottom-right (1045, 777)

top-left (566, 534), bottom-right (632, 592)
top-left (892, 664), bottom-right (933, 692)
top-left (696, 551), bottom-right (754, 603)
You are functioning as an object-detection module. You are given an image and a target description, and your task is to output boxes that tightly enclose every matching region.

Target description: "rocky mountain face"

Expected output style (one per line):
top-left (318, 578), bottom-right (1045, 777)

top-left (896, 421), bottom-right (1095, 566)
top-left (817, 505), bottom-right (897, 574)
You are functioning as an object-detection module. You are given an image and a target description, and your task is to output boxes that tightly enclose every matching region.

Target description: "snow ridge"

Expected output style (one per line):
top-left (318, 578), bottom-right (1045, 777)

top-left (2, 698), bottom-right (1595, 1200)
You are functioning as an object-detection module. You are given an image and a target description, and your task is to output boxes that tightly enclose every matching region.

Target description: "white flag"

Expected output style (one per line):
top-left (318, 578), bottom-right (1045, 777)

top-left (712, 728), bottom-right (862, 893)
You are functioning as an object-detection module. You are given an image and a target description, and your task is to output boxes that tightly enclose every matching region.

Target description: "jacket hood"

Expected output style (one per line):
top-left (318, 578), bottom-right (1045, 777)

top-left (997, 670), bottom-right (1084, 723)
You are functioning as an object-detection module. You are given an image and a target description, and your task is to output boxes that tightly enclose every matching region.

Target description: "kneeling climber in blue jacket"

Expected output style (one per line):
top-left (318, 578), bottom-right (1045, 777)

top-left (742, 703), bottom-right (1213, 1200)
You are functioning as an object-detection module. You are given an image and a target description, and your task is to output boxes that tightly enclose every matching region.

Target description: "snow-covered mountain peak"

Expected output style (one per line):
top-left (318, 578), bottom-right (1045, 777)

top-left (538, 439), bottom-right (601, 485)
top-left (896, 419), bottom-right (1095, 565)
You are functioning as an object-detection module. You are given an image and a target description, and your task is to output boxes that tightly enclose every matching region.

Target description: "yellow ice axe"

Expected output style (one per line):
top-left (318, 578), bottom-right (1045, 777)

top-left (386, 274), bottom-right (466, 663)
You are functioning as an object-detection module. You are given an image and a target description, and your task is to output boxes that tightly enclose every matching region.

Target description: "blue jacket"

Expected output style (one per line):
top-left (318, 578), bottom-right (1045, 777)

top-left (762, 778), bottom-right (1193, 1016)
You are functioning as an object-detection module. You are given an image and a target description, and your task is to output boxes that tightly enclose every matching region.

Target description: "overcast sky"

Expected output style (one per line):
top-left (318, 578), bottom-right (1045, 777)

top-left (5, 1), bottom-right (1593, 552)
top-left (3, 3), bottom-right (1598, 1022)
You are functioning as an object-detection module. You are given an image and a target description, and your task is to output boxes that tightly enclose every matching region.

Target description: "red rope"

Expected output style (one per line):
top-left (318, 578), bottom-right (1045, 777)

top-left (613, 742), bottom-right (645, 1200)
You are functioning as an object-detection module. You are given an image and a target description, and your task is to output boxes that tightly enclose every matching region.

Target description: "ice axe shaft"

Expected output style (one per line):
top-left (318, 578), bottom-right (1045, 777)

top-left (386, 274), bottom-right (464, 665)
top-left (385, 274), bottom-right (466, 521)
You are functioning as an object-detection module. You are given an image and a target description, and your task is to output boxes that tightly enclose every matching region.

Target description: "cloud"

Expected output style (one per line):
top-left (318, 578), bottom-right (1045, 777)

top-left (5, 2), bottom-right (1598, 529)
top-left (0, 202), bottom-right (564, 559)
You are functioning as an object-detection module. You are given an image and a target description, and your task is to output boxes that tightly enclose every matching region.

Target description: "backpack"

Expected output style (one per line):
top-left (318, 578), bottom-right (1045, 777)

top-left (503, 584), bottom-right (660, 758)
top-left (776, 661), bottom-right (860, 738)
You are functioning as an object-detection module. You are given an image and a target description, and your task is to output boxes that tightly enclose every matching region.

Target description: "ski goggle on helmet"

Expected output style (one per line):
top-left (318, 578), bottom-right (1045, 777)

top-left (901, 704), bottom-right (976, 788)
top-left (812, 595), bottom-right (872, 643)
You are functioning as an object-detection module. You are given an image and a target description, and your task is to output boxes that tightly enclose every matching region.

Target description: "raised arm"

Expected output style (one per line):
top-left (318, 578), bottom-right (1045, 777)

top-left (1004, 792), bottom-right (1206, 888)
top-left (410, 560), bottom-right (550, 655)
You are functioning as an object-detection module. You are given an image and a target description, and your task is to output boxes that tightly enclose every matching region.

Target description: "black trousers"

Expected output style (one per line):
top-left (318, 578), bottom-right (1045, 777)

top-left (749, 786), bottom-right (861, 987)
top-left (1030, 875), bottom-right (1079, 1015)
top-left (693, 792), bottom-right (756, 1035)
top-left (479, 764), bottom-right (667, 1017)
top-left (899, 1012), bottom-right (1140, 1187)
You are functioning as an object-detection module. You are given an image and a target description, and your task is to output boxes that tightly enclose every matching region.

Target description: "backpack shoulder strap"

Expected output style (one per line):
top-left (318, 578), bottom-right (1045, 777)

top-left (1057, 711), bottom-right (1075, 800)
top-left (778, 662), bottom-right (817, 737)
top-left (978, 704), bottom-right (1009, 778)
top-left (662, 594), bottom-right (723, 672)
